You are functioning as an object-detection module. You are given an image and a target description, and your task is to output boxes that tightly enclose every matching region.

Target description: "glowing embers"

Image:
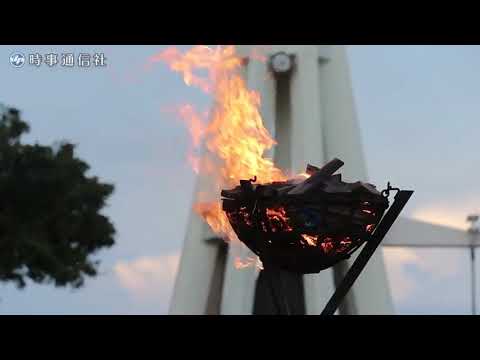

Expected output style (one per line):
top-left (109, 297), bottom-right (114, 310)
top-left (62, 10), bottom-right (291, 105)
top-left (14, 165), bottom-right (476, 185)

top-left (301, 234), bottom-right (318, 247)
top-left (221, 158), bottom-right (390, 274)
top-left (300, 234), bottom-right (354, 255)
top-left (238, 206), bottom-right (253, 226)
top-left (266, 207), bottom-right (293, 233)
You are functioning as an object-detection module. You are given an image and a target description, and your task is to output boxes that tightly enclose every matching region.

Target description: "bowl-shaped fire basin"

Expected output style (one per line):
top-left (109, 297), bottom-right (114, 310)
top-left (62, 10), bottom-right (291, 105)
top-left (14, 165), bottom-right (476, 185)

top-left (221, 158), bottom-right (389, 274)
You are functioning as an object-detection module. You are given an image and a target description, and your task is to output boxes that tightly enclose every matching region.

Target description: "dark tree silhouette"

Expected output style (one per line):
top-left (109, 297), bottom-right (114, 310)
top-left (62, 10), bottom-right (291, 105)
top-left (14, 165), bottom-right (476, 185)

top-left (0, 106), bottom-right (115, 288)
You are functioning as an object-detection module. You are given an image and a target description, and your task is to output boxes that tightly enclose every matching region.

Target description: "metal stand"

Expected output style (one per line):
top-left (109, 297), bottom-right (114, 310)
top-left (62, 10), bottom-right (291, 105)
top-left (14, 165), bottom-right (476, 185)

top-left (470, 245), bottom-right (476, 315)
top-left (253, 263), bottom-right (306, 315)
top-left (320, 190), bottom-right (414, 315)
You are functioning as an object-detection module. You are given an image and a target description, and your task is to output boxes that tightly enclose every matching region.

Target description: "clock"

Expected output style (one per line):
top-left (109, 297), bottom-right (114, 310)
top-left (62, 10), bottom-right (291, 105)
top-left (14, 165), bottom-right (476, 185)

top-left (269, 52), bottom-right (293, 75)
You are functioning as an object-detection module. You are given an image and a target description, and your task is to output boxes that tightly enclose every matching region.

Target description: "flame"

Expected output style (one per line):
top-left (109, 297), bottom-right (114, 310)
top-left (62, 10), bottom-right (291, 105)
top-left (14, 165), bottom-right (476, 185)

top-left (193, 202), bottom-right (237, 243)
top-left (234, 256), bottom-right (263, 270)
top-left (297, 172), bottom-right (311, 179)
top-left (153, 45), bottom-right (287, 243)
top-left (266, 207), bottom-right (288, 221)
top-left (301, 234), bottom-right (318, 247)
top-left (266, 207), bottom-right (293, 232)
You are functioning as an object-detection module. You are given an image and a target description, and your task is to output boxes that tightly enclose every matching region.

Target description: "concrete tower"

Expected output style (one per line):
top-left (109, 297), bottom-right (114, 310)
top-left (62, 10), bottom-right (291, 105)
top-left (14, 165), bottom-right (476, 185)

top-left (170, 45), bottom-right (394, 315)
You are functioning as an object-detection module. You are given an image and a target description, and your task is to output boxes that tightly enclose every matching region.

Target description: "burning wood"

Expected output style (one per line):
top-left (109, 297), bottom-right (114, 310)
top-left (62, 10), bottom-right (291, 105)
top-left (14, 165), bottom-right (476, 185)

top-left (221, 158), bottom-right (389, 274)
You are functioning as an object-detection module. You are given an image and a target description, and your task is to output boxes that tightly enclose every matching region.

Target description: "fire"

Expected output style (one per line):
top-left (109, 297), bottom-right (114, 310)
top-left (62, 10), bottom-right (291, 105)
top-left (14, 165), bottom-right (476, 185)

top-left (301, 234), bottom-right (318, 247)
top-left (297, 173), bottom-right (311, 179)
top-left (193, 202), bottom-right (237, 244)
top-left (152, 45), bottom-right (287, 243)
top-left (234, 256), bottom-right (264, 270)
top-left (321, 239), bottom-right (335, 254)
top-left (266, 207), bottom-right (293, 232)
top-left (337, 238), bottom-right (353, 253)
top-left (266, 208), bottom-right (288, 219)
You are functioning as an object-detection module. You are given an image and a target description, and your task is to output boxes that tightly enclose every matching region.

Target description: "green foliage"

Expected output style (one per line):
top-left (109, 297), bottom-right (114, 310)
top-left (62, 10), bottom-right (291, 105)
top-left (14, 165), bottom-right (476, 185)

top-left (0, 107), bottom-right (115, 288)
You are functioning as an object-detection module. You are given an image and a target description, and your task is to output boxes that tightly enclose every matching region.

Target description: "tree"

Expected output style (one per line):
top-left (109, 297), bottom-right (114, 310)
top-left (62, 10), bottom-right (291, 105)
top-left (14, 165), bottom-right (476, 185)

top-left (0, 106), bottom-right (115, 289)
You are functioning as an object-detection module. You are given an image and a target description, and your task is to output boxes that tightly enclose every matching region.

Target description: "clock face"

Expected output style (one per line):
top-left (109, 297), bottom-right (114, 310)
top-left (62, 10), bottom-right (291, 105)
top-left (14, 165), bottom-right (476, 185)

top-left (271, 52), bottom-right (292, 74)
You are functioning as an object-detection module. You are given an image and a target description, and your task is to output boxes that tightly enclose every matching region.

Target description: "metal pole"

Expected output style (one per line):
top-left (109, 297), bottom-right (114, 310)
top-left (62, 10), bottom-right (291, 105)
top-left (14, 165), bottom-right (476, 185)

top-left (467, 215), bottom-right (479, 316)
top-left (471, 245), bottom-right (476, 315)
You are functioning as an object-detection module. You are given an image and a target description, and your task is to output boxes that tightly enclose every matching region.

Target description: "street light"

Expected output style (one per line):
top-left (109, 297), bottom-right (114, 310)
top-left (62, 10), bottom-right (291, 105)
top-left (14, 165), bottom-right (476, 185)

top-left (467, 214), bottom-right (479, 315)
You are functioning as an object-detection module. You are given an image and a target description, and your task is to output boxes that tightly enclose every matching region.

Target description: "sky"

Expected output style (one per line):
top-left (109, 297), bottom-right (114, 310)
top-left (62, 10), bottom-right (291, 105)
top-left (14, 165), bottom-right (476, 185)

top-left (0, 45), bottom-right (479, 314)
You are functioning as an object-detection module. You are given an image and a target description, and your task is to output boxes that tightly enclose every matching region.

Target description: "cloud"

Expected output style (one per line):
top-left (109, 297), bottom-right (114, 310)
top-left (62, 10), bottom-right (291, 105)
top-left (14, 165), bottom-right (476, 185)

top-left (382, 247), bottom-right (467, 313)
top-left (411, 200), bottom-right (480, 231)
top-left (114, 253), bottom-right (180, 306)
top-left (387, 200), bottom-right (478, 312)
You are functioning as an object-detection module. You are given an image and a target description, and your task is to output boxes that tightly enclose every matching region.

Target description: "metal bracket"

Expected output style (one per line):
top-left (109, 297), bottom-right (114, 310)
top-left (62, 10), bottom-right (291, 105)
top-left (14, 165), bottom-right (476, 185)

top-left (320, 189), bottom-right (414, 315)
